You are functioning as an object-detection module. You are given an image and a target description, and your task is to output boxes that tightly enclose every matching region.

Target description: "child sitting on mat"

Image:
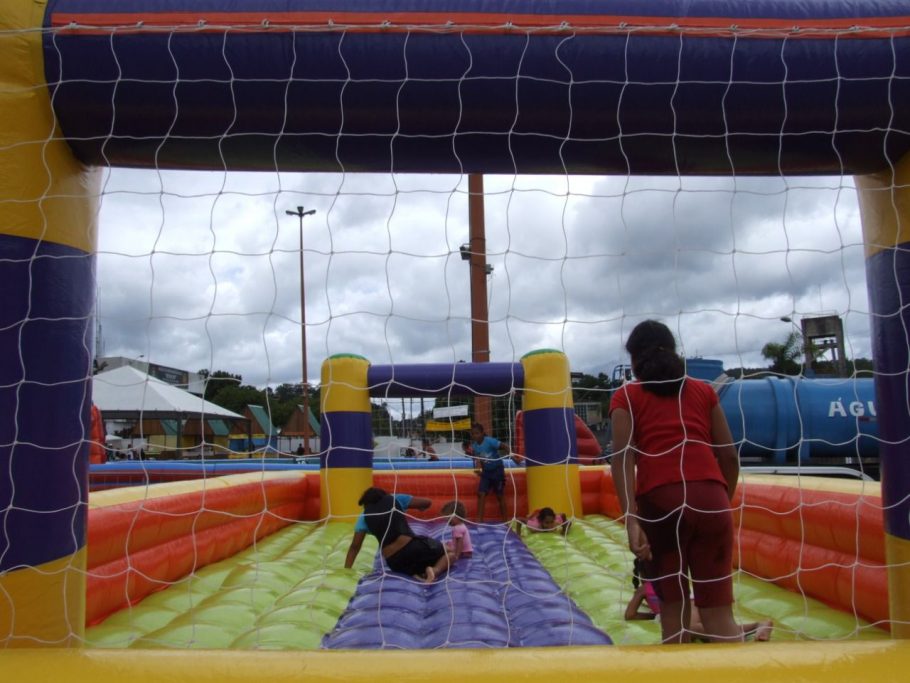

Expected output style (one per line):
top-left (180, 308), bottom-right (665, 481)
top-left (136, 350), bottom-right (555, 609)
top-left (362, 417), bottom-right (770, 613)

top-left (441, 500), bottom-right (473, 560)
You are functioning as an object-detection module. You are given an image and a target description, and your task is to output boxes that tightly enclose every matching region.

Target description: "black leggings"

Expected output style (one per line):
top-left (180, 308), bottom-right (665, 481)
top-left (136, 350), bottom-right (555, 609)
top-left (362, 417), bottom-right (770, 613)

top-left (385, 536), bottom-right (446, 575)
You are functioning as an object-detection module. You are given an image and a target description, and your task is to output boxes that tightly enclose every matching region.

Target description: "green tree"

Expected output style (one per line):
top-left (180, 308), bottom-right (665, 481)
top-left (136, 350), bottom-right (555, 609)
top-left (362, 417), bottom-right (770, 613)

top-left (198, 369), bottom-right (243, 404)
top-left (272, 382), bottom-right (302, 403)
top-left (847, 357), bottom-right (875, 375)
top-left (761, 332), bottom-right (803, 375)
top-left (207, 383), bottom-right (265, 415)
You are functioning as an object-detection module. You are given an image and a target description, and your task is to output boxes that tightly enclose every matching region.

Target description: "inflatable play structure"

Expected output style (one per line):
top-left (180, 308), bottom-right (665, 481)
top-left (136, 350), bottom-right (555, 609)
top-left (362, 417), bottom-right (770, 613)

top-left (77, 355), bottom-right (890, 651)
top-left (3, 0), bottom-right (910, 680)
top-left (515, 409), bottom-right (603, 465)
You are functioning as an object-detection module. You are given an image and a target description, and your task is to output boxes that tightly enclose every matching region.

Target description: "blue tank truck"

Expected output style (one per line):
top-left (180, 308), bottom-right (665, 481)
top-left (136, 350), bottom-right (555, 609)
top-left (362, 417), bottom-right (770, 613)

top-left (684, 359), bottom-right (878, 475)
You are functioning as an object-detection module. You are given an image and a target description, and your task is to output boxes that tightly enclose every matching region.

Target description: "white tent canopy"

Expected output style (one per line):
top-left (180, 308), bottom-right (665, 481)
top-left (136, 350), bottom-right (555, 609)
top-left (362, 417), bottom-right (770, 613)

top-left (92, 365), bottom-right (243, 420)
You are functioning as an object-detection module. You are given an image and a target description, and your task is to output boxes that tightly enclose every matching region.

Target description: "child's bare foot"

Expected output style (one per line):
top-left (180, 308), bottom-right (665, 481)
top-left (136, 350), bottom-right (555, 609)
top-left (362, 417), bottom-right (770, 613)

top-left (423, 567), bottom-right (436, 584)
top-left (755, 620), bottom-right (773, 641)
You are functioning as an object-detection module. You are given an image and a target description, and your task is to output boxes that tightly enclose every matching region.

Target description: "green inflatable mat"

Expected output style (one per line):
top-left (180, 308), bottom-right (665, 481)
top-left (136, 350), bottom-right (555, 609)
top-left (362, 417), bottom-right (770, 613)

top-left (84, 522), bottom-right (377, 650)
top-left (523, 515), bottom-right (889, 645)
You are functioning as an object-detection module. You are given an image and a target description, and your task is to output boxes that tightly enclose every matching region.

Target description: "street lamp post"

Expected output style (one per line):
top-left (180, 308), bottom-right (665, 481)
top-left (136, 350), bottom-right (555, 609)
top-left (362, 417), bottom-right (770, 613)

top-left (286, 205), bottom-right (317, 455)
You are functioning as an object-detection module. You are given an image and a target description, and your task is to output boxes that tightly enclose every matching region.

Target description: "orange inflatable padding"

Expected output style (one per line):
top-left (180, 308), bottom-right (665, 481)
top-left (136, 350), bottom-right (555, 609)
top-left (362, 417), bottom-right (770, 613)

top-left (597, 470), bottom-right (884, 566)
top-left (373, 471), bottom-right (529, 520)
top-left (734, 484), bottom-right (885, 564)
top-left (580, 467), bottom-right (605, 515)
top-left (301, 473), bottom-right (321, 520)
top-left (88, 477), bottom-right (310, 569)
top-left (86, 501), bottom-right (305, 626)
top-left (599, 470), bottom-right (623, 519)
top-left (736, 527), bottom-right (889, 626)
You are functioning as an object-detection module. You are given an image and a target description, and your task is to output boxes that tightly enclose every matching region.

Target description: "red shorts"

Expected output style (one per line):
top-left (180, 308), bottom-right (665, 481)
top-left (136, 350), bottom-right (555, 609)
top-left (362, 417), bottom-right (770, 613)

top-left (636, 480), bottom-right (734, 608)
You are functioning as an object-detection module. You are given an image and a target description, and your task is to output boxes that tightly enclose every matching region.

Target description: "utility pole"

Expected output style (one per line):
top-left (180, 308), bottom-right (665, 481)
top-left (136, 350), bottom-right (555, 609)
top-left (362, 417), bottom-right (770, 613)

top-left (468, 175), bottom-right (492, 430)
top-left (285, 205), bottom-right (316, 454)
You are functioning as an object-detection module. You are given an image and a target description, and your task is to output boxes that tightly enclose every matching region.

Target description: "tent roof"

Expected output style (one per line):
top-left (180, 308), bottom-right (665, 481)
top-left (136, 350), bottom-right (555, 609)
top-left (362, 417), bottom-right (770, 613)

top-left (93, 366), bottom-right (244, 420)
top-left (282, 403), bottom-right (320, 437)
top-left (245, 404), bottom-right (277, 435)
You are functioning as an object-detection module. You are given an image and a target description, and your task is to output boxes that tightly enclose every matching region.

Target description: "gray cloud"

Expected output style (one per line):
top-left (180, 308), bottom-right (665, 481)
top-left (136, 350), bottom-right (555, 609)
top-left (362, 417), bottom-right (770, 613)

top-left (97, 170), bottom-right (872, 388)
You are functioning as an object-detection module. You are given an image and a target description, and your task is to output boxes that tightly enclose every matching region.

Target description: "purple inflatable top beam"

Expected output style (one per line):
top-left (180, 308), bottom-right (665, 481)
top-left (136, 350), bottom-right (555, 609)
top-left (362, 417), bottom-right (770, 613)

top-left (367, 362), bottom-right (524, 398)
top-left (44, 0), bottom-right (910, 175)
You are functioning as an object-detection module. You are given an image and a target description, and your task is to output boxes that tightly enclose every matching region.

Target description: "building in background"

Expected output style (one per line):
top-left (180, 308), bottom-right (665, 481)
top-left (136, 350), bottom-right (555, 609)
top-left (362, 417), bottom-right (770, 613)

top-left (95, 356), bottom-right (206, 395)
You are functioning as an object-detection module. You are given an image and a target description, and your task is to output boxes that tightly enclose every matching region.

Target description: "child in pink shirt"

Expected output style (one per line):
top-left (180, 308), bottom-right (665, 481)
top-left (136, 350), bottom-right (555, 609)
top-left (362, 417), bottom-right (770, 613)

top-left (441, 501), bottom-right (473, 559)
top-left (625, 559), bottom-right (773, 641)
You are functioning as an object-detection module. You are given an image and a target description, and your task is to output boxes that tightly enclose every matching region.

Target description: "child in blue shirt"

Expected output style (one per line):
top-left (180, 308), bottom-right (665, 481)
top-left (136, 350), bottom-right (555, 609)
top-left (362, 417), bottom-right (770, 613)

top-left (344, 489), bottom-right (434, 571)
top-left (471, 422), bottom-right (510, 523)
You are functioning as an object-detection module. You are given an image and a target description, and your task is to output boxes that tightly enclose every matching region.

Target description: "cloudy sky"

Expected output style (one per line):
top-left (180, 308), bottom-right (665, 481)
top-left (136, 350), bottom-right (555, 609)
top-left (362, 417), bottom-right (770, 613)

top-left (96, 169), bottom-right (870, 390)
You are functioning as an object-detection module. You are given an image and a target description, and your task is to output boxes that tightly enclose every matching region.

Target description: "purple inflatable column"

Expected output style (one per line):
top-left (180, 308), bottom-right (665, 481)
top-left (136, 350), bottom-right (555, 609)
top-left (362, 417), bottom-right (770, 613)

top-left (0, 0), bottom-right (101, 646)
top-left (856, 153), bottom-right (910, 638)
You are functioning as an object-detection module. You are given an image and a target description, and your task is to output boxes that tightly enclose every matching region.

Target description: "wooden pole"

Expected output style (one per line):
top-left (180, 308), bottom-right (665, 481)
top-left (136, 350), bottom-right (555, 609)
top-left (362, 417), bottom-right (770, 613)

top-left (468, 175), bottom-right (493, 431)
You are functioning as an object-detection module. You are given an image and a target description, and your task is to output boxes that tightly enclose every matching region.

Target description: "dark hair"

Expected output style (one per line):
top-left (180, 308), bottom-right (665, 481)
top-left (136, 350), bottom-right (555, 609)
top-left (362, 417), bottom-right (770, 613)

top-left (357, 487), bottom-right (387, 506)
top-left (441, 500), bottom-right (466, 518)
top-left (471, 422), bottom-right (485, 432)
top-left (538, 507), bottom-right (556, 521)
top-left (625, 320), bottom-right (685, 397)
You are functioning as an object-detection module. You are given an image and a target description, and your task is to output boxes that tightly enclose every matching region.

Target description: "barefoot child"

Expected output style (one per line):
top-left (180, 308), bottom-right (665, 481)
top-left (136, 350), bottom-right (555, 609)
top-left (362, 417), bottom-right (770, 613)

top-left (624, 559), bottom-right (773, 641)
top-left (440, 501), bottom-right (473, 560)
top-left (346, 487), bottom-right (452, 583)
top-left (470, 422), bottom-right (510, 523)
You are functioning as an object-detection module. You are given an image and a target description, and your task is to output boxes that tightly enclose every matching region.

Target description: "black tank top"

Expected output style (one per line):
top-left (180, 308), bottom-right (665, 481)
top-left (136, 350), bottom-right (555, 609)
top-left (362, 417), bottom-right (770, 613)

top-left (362, 494), bottom-right (415, 547)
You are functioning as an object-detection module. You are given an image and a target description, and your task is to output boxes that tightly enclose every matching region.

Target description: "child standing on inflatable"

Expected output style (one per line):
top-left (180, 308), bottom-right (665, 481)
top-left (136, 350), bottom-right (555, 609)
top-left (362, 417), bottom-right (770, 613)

top-left (440, 500), bottom-right (473, 561)
top-left (610, 319), bottom-right (742, 644)
top-left (470, 422), bottom-right (509, 523)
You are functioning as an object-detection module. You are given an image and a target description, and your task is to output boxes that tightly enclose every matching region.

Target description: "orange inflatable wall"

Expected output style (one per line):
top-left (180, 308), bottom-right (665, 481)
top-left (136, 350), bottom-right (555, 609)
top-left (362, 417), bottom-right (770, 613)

top-left (597, 471), bottom-right (887, 626)
top-left (86, 475), bottom-right (311, 625)
top-left (373, 471), bottom-right (529, 520)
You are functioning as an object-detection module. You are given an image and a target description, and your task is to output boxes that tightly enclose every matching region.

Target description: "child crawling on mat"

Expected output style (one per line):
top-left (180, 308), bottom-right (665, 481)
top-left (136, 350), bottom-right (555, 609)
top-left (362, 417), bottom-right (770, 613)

top-left (440, 500), bottom-right (473, 562)
top-left (624, 559), bottom-right (773, 642)
top-left (515, 507), bottom-right (571, 536)
top-left (345, 487), bottom-right (454, 583)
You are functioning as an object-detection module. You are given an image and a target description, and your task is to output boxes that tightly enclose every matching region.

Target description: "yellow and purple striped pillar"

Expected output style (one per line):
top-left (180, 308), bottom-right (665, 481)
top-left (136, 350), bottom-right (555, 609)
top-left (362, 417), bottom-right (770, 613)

top-left (319, 354), bottom-right (373, 520)
top-left (0, 0), bottom-right (101, 646)
top-left (520, 349), bottom-right (582, 517)
top-left (856, 153), bottom-right (910, 638)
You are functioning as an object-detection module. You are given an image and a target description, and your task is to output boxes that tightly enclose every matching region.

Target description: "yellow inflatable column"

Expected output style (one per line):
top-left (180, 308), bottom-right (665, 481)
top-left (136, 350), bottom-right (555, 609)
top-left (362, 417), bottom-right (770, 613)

top-left (319, 354), bottom-right (373, 520)
top-left (520, 350), bottom-right (582, 517)
top-left (0, 0), bottom-right (101, 647)
top-left (856, 152), bottom-right (910, 638)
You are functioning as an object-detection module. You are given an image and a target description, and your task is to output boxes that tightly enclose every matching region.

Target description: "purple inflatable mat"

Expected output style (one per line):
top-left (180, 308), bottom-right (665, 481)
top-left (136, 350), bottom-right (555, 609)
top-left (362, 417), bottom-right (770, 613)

top-left (323, 523), bottom-right (612, 649)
